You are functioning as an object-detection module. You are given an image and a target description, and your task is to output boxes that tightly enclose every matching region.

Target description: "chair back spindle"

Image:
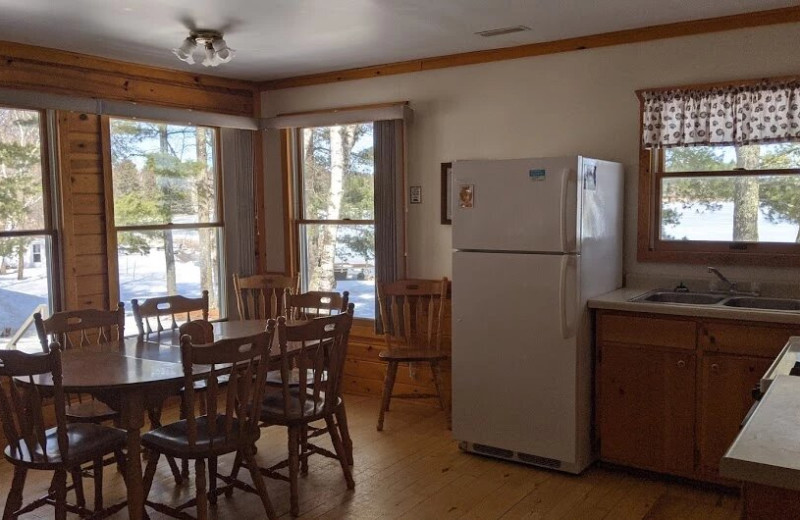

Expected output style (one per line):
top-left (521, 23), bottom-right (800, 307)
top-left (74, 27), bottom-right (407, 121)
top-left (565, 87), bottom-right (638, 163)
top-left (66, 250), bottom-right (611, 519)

top-left (275, 304), bottom-right (354, 420)
top-left (233, 273), bottom-right (298, 320)
top-left (34, 304), bottom-right (125, 353)
top-left (180, 327), bottom-right (274, 450)
top-left (0, 348), bottom-right (67, 463)
top-left (288, 291), bottom-right (349, 321)
top-left (132, 291), bottom-right (209, 336)
top-left (377, 279), bottom-right (448, 351)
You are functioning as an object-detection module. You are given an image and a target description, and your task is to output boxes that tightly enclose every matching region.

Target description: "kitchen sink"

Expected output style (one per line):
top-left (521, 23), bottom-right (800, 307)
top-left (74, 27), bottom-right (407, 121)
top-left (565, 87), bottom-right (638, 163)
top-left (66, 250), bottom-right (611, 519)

top-left (633, 291), bottom-right (727, 305)
top-left (722, 297), bottom-right (800, 311)
top-left (629, 290), bottom-right (800, 311)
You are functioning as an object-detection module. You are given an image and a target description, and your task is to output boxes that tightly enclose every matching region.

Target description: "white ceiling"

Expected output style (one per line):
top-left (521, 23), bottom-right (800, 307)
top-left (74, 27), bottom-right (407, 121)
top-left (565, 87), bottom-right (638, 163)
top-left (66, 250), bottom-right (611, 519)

top-left (0, 0), bottom-right (796, 82)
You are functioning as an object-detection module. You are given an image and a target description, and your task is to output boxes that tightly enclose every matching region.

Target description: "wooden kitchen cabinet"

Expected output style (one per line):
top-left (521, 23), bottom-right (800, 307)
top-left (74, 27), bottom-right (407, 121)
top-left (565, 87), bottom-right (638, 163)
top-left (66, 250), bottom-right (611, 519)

top-left (598, 343), bottom-right (696, 475)
top-left (595, 309), bottom-right (800, 484)
top-left (697, 353), bottom-right (772, 479)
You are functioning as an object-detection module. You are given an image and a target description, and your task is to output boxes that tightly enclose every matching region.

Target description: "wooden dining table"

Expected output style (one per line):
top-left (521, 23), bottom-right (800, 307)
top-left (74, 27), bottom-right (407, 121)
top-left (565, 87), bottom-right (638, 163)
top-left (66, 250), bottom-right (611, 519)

top-left (26, 320), bottom-right (274, 520)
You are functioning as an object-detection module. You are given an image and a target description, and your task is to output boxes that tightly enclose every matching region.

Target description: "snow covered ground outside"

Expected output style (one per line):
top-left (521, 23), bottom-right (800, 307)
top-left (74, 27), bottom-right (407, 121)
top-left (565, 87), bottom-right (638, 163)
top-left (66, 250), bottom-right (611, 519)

top-left (0, 250), bottom-right (377, 350)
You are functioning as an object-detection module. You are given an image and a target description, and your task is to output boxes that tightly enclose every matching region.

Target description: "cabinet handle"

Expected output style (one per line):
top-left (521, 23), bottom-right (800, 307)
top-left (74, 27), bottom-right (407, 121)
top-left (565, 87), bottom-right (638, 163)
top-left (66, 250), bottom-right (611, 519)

top-left (677, 360), bottom-right (686, 368)
top-left (711, 363), bottom-right (720, 371)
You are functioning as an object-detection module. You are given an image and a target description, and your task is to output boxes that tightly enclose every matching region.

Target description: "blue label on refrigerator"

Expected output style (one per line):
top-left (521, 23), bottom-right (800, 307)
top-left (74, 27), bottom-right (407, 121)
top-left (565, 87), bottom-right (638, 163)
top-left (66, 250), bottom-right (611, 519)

top-left (529, 169), bottom-right (546, 181)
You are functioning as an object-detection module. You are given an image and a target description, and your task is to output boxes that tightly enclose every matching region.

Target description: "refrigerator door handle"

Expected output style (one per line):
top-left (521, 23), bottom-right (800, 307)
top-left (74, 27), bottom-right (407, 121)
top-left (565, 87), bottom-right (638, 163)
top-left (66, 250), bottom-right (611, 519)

top-left (559, 255), bottom-right (576, 339)
top-left (559, 168), bottom-right (577, 252)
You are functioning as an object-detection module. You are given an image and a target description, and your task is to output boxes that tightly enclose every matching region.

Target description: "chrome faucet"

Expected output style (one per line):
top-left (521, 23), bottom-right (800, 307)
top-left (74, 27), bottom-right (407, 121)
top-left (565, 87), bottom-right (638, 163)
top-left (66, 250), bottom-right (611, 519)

top-left (707, 267), bottom-right (737, 293)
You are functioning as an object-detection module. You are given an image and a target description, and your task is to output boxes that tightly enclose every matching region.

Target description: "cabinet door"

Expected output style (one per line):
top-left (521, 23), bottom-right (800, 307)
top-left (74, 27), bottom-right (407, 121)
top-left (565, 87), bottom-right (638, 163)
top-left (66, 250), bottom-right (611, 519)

top-left (698, 354), bottom-right (771, 479)
top-left (598, 344), bottom-right (696, 474)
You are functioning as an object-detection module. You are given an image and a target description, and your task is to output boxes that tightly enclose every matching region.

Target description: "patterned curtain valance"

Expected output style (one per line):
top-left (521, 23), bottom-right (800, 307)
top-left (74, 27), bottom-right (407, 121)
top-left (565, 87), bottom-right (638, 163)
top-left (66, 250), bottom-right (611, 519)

top-left (642, 81), bottom-right (800, 149)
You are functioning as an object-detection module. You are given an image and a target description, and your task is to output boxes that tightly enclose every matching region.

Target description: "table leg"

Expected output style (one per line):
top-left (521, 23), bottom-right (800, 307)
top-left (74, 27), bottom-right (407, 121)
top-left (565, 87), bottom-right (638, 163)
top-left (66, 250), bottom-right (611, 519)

top-left (120, 393), bottom-right (145, 520)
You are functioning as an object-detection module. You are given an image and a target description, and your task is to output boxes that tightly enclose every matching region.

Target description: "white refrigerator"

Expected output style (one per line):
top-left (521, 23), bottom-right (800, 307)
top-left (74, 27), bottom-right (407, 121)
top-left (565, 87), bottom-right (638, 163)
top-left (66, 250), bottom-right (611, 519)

top-left (451, 156), bottom-right (623, 474)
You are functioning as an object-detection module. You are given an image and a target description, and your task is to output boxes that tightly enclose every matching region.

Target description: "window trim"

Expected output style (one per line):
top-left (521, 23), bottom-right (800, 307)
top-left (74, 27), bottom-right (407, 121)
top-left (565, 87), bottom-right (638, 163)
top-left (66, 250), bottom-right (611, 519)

top-left (290, 125), bottom-right (378, 323)
top-left (637, 134), bottom-right (800, 267)
top-left (0, 105), bottom-right (62, 317)
top-left (104, 115), bottom-right (227, 316)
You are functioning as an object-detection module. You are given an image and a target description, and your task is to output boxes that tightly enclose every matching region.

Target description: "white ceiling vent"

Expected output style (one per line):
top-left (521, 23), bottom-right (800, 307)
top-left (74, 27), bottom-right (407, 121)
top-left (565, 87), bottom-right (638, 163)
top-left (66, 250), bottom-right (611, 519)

top-left (475, 25), bottom-right (531, 38)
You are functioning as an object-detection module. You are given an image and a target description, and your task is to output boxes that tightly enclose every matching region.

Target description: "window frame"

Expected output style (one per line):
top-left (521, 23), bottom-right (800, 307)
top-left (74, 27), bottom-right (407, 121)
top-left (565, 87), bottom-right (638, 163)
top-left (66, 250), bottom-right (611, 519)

top-left (290, 125), bottom-right (377, 322)
top-left (0, 105), bottom-right (62, 316)
top-left (636, 94), bottom-right (800, 267)
top-left (105, 116), bottom-right (227, 318)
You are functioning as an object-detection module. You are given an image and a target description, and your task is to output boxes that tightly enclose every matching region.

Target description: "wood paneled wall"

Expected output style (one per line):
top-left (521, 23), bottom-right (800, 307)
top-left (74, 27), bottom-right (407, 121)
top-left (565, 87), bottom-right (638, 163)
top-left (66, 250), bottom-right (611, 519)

top-left (0, 41), bottom-right (257, 117)
top-left (343, 299), bottom-right (452, 408)
top-left (56, 112), bottom-right (113, 311)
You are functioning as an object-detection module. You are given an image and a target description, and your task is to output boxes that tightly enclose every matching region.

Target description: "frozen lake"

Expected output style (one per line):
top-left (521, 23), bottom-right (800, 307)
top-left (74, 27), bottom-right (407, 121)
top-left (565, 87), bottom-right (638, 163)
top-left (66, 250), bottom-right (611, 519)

top-left (663, 202), bottom-right (799, 242)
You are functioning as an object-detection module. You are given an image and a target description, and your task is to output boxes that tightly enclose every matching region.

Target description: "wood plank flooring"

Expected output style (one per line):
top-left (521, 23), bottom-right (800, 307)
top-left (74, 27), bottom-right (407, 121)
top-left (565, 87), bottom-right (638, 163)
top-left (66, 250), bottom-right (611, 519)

top-left (0, 394), bottom-right (742, 519)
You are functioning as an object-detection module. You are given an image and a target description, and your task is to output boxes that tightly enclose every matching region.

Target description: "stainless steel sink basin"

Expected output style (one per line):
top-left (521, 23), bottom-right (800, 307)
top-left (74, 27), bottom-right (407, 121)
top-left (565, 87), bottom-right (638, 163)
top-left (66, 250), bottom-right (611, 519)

top-left (634, 292), bottom-right (727, 305)
top-left (722, 297), bottom-right (800, 311)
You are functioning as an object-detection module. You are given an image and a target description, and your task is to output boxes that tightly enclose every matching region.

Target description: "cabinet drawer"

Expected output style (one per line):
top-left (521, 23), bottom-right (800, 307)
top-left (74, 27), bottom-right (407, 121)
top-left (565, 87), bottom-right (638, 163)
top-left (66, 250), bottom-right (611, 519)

top-left (598, 312), bottom-right (697, 350)
top-left (699, 322), bottom-right (800, 357)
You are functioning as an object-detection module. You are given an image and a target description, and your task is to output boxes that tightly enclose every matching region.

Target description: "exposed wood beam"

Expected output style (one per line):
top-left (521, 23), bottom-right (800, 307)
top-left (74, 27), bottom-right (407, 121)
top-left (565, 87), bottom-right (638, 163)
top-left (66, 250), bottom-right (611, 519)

top-left (260, 6), bottom-right (800, 91)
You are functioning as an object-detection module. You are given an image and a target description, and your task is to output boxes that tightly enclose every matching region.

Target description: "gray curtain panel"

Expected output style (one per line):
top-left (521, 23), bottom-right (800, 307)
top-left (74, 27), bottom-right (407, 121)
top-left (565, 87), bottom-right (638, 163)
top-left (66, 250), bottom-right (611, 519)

top-left (221, 127), bottom-right (257, 318)
top-left (374, 119), bottom-right (405, 331)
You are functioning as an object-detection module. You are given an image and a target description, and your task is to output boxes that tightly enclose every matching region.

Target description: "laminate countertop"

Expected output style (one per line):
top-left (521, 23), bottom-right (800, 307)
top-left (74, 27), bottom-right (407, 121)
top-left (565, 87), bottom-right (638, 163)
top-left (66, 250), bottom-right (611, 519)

top-left (588, 288), bottom-right (800, 326)
top-left (721, 373), bottom-right (800, 491)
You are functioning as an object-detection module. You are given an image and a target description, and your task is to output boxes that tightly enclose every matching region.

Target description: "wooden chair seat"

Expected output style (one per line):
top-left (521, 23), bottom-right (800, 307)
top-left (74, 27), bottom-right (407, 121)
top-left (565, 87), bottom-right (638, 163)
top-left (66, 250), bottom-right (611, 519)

top-left (4, 423), bottom-right (126, 469)
top-left (379, 348), bottom-right (448, 362)
top-left (64, 400), bottom-right (119, 423)
top-left (142, 415), bottom-right (258, 459)
top-left (260, 388), bottom-right (339, 425)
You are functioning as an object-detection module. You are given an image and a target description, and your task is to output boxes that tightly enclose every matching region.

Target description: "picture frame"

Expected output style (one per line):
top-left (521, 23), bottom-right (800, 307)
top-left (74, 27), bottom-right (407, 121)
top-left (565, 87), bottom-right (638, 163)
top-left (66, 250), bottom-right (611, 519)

top-left (441, 162), bottom-right (453, 225)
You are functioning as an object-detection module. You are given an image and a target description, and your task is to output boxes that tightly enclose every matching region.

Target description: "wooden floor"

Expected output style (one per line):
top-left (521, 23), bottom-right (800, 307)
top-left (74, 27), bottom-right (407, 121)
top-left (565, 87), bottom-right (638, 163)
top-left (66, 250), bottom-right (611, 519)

top-left (0, 394), bottom-right (742, 519)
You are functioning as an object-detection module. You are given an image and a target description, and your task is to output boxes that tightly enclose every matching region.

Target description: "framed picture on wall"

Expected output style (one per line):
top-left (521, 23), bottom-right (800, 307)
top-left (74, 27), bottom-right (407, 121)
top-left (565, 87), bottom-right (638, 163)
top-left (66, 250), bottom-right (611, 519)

top-left (441, 162), bottom-right (453, 225)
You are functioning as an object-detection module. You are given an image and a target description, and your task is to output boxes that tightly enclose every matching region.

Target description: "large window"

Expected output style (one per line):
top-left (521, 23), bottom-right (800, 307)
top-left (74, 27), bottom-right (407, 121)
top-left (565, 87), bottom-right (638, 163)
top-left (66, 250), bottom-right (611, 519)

top-left (638, 81), bottom-right (800, 264)
top-left (297, 123), bottom-right (375, 319)
top-left (0, 107), bottom-right (56, 350)
top-left (110, 118), bottom-right (223, 320)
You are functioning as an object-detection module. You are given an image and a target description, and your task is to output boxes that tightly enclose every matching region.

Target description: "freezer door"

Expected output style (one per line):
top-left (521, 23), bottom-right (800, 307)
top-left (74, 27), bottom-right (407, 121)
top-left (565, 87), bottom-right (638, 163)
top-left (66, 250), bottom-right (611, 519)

top-left (452, 251), bottom-right (581, 463)
top-left (452, 157), bottom-right (579, 253)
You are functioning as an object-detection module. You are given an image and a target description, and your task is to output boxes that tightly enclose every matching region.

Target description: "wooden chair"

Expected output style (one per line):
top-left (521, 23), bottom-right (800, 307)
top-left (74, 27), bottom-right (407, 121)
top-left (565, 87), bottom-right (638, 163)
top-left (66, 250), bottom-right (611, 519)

top-left (376, 278), bottom-right (449, 431)
top-left (0, 347), bottom-right (127, 520)
top-left (287, 290), bottom-right (349, 320)
top-left (132, 291), bottom-right (209, 336)
top-left (33, 304), bottom-right (126, 424)
top-left (233, 273), bottom-right (298, 320)
top-left (141, 328), bottom-right (276, 520)
top-left (285, 291), bottom-right (354, 465)
top-left (248, 309), bottom-right (355, 517)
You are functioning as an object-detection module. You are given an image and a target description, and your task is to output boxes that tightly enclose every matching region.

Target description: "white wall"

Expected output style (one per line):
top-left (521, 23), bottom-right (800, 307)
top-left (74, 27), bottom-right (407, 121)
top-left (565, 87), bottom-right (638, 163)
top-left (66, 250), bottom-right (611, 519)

top-left (262, 24), bottom-right (800, 287)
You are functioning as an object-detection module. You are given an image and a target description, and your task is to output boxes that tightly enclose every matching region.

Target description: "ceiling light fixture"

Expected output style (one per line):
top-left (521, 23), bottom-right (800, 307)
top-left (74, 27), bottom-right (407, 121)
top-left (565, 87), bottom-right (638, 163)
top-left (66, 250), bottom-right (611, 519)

top-left (172, 30), bottom-right (235, 67)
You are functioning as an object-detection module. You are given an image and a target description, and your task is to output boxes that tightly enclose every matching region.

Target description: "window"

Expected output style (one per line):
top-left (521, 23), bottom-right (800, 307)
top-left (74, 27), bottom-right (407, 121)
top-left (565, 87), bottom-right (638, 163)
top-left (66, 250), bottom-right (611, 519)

top-left (638, 81), bottom-right (800, 265)
top-left (296, 123), bottom-right (375, 319)
top-left (109, 118), bottom-right (224, 321)
top-left (0, 107), bottom-right (57, 350)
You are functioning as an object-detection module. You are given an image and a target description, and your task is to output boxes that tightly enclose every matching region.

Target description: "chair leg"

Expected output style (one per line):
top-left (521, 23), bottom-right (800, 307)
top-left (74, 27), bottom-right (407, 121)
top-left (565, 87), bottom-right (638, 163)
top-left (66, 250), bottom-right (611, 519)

top-left (377, 361), bottom-right (398, 431)
top-left (430, 361), bottom-right (446, 411)
top-left (93, 456), bottom-right (104, 512)
top-left (53, 469), bottom-right (67, 520)
top-left (69, 467), bottom-right (86, 509)
top-left (141, 450), bottom-right (161, 510)
top-left (114, 448), bottom-right (128, 484)
top-left (208, 457), bottom-right (218, 505)
top-left (225, 451), bottom-right (243, 498)
top-left (148, 402), bottom-right (183, 485)
top-left (288, 425), bottom-right (300, 517)
top-left (242, 447), bottom-right (276, 520)
top-left (300, 425), bottom-right (309, 476)
top-left (335, 400), bottom-right (354, 465)
top-left (3, 466), bottom-right (26, 520)
top-left (325, 415), bottom-right (355, 490)
top-left (195, 459), bottom-right (209, 520)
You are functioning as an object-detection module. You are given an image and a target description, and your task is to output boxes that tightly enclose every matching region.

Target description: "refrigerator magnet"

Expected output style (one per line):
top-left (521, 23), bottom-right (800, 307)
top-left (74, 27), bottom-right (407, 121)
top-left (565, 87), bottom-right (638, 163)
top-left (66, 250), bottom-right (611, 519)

top-left (529, 169), bottom-right (546, 182)
top-left (583, 164), bottom-right (597, 191)
top-left (458, 184), bottom-right (474, 208)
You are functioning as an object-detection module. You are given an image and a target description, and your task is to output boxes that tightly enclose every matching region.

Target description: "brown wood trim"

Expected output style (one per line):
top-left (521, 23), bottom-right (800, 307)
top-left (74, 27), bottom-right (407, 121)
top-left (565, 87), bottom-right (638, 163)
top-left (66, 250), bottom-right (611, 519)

top-left (638, 73), bottom-right (800, 96)
top-left (56, 112), bottom-right (77, 310)
top-left (259, 6), bottom-right (800, 91)
top-left (1, 40), bottom-right (257, 116)
top-left (280, 129), bottom-right (295, 277)
top-left (99, 115), bottom-right (120, 308)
